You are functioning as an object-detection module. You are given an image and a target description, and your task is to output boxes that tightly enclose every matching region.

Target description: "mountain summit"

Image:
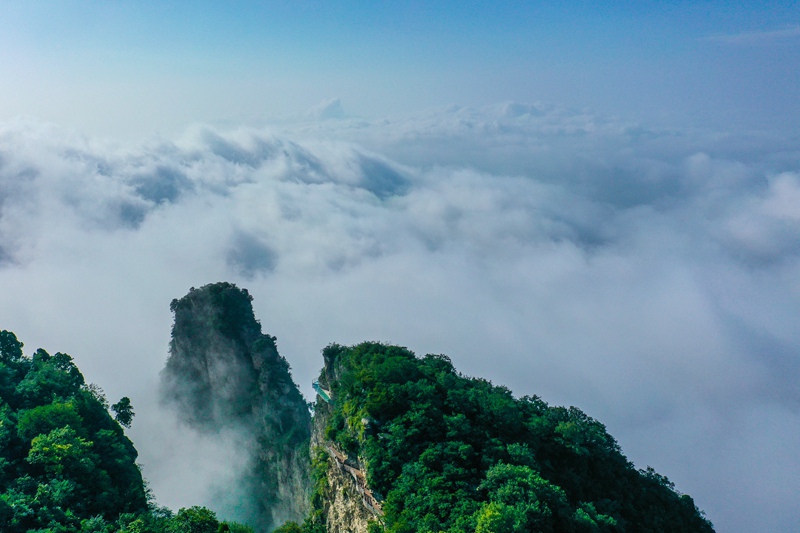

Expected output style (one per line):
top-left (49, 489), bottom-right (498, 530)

top-left (161, 282), bottom-right (312, 531)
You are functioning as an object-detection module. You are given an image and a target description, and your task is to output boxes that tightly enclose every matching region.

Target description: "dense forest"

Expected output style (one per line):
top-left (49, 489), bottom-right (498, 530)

top-left (0, 282), bottom-right (714, 532)
top-left (302, 342), bottom-right (714, 533)
top-left (0, 329), bottom-right (256, 532)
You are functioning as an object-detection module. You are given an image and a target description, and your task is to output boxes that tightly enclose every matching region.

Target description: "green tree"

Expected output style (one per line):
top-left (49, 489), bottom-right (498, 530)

top-left (169, 506), bottom-right (219, 533)
top-left (0, 330), bottom-right (23, 363)
top-left (111, 397), bottom-right (135, 428)
top-left (480, 463), bottom-right (572, 532)
top-left (17, 401), bottom-right (82, 441)
top-left (223, 522), bottom-right (256, 533)
top-left (0, 330), bottom-right (150, 532)
top-left (272, 522), bottom-right (302, 533)
top-left (475, 501), bottom-right (522, 533)
top-left (27, 426), bottom-right (96, 477)
top-left (317, 341), bottom-right (714, 533)
top-left (79, 515), bottom-right (113, 532)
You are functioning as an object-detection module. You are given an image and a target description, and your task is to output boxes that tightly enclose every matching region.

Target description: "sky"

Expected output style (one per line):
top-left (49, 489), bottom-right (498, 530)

top-left (0, 2), bottom-right (799, 532)
top-left (2, 1), bottom-right (799, 135)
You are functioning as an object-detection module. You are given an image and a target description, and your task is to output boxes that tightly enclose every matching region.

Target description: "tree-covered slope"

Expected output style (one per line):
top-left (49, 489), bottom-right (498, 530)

top-left (0, 330), bottom-right (148, 531)
top-left (310, 342), bottom-right (714, 533)
top-left (0, 329), bottom-right (260, 533)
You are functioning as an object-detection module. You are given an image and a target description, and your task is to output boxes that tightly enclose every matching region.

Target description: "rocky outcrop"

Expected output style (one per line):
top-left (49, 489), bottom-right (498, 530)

top-left (311, 420), bottom-right (378, 532)
top-left (160, 282), bottom-right (311, 531)
top-left (322, 462), bottom-right (376, 533)
top-left (309, 348), bottom-right (383, 533)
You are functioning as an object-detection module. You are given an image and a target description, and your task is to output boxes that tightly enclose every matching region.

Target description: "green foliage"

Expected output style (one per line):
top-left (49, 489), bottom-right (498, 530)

top-left (28, 426), bottom-right (95, 477)
top-left (18, 401), bottom-right (82, 441)
top-left (320, 342), bottom-right (715, 533)
top-left (168, 282), bottom-right (259, 343)
top-left (474, 501), bottom-right (520, 533)
top-left (14, 352), bottom-right (85, 408)
top-left (478, 463), bottom-right (573, 532)
top-left (220, 522), bottom-right (256, 533)
top-left (0, 329), bottom-right (149, 533)
top-left (170, 506), bottom-right (219, 533)
top-left (111, 396), bottom-right (135, 428)
top-left (273, 521), bottom-right (303, 533)
top-left (0, 330), bottom-right (23, 363)
top-left (79, 515), bottom-right (114, 532)
top-left (366, 521), bottom-right (385, 533)
top-left (298, 447), bottom-right (331, 533)
top-left (0, 319), bottom-right (717, 533)
top-left (84, 383), bottom-right (110, 409)
top-left (116, 509), bottom-right (174, 533)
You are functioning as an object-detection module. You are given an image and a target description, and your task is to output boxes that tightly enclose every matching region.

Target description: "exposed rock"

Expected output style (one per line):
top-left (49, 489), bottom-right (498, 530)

top-left (309, 347), bottom-right (383, 533)
top-left (323, 462), bottom-right (375, 533)
top-left (160, 282), bottom-right (311, 531)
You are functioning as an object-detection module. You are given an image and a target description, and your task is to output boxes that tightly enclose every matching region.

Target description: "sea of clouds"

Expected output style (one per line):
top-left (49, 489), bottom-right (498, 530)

top-left (0, 102), bottom-right (798, 531)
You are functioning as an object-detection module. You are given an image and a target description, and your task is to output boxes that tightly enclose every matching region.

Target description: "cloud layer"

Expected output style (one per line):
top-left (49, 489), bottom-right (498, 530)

top-left (0, 105), bottom-right (798, 531)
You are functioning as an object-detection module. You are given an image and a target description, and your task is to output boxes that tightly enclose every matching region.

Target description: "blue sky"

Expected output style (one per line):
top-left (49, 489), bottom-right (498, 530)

top-left (1, 1), bottom-right (798, 136)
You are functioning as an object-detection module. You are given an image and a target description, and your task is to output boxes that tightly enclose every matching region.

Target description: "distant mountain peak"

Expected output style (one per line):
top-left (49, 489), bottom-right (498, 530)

top-left (306, 97), bottom-right (346, 120)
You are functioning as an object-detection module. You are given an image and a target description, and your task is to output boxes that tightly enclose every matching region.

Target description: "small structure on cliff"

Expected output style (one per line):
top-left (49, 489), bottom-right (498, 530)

top-left (313, 380), bottom-right (333, 405)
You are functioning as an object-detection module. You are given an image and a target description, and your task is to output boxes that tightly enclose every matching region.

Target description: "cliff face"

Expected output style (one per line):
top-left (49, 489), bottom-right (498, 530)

top-left (310, 413), bottom-right (380, 533)
top-left (308, 347), bottom-right (383, 533)
top-left (160, 290), bottom-right (712, 533)
top-left (321, 464), bottom-right (375, 533)
top-left (160, 282), bottom-right (311, 531)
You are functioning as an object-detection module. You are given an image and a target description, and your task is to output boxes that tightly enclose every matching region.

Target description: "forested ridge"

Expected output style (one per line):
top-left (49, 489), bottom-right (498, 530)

top-left (300, 342), bottom-right (714, 533)
top-left (0, 282), bottom-right (714, 532)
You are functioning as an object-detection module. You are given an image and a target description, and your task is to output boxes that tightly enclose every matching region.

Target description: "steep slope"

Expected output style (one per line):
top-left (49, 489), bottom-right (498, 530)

top-left (0, 330), bottom-right (148, 531)
top-left (304, 353), bottom-right (379, 533)
top-left (161, 282), bottom-right (311, 531)
top-left (307, 342), bottom-right (714, 533)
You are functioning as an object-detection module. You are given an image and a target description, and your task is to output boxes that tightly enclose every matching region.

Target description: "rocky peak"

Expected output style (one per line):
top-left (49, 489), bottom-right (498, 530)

top-left (161, 282), bottom-right (311, 531)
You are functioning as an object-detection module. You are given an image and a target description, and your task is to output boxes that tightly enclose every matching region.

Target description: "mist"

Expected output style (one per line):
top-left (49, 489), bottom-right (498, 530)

top-left (0, 103), bottom-right (798, 531)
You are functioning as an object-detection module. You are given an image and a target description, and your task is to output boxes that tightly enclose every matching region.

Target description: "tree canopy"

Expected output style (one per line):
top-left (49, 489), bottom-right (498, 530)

top-left (0, 329), bottom-right (254, 533)
top-left (302, 342), bottom-right (714, 533)
top-left (112, 397), bottom-right (135, 428)
top-left (0, 320), bottom-right (716, 533)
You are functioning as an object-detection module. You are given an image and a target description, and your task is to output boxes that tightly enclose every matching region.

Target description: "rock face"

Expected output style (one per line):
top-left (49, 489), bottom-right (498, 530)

top-left (160, 282), bottom-right (311, 531)
top-left (321, 464), bottom-right (375, 533)
top-left (308, 347), bottom-right (383, 533)
top-left (310, 407), bottom-right (376, 533)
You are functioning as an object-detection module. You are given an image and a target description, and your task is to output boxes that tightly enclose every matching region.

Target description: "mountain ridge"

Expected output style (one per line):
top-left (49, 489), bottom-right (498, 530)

top-left (0, 282), bottom-right (714, 532)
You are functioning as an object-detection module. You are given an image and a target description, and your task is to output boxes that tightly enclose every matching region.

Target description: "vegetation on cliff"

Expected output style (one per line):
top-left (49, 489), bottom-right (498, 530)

top-left (0, 282), bottom-right (715, 532)
top-left (308, 342), bottom-right (714, 533)
top-left (161, 282), bottom-right (312, 531)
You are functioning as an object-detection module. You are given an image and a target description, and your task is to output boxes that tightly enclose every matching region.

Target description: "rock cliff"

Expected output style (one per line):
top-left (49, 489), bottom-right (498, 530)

top-left (160, 282), bottom-right (311, 531)
top-left (307, 345), bottom-right (384, 533)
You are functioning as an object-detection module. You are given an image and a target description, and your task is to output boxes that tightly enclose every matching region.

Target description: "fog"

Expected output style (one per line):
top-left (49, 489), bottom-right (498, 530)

top-left (0, 104), bottom-right (798, 531)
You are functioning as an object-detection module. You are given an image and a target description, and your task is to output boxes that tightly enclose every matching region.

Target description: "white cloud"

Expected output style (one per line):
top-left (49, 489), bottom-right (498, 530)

top-left (762, 172), bottom-right (800, 221)
top-left (704, 25), bottom-right (800, 45)
top-left (0, 104), bottom-right (798, 531)
top-left (306, 98), bottom-right (347, 121)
